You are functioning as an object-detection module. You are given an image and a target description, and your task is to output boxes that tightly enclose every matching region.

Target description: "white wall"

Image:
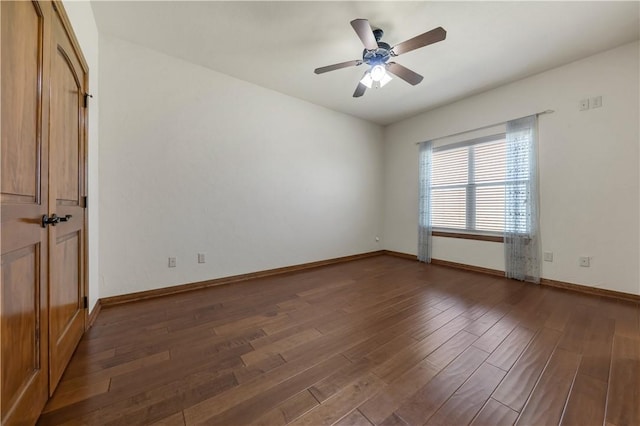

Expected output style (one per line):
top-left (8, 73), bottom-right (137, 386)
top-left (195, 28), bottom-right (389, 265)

top-left (98, 35), bottom-right (384, 298)
top-left (383, 41), bottom-right (640, 296)
top-left (63, 0), bottom-right (100, 310)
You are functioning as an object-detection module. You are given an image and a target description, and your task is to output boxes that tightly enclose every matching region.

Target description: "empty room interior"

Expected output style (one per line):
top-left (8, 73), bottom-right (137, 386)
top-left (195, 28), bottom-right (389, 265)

top-left (2, 1), bottom-right (640, 425)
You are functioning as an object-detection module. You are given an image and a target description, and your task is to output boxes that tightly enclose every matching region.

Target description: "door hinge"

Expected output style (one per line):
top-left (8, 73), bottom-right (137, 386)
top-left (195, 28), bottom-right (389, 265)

top-left (83, 93), bottom-right (93, 108)
top-left (83, 296), bottom-right (88, 309)
top-left (82, 195), bottom-right (88, 208)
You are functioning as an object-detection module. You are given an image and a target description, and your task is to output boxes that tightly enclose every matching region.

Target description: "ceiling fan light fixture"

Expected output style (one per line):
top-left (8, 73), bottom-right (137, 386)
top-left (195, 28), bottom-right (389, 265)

top-left (360, 67), bottom-right (392, 89)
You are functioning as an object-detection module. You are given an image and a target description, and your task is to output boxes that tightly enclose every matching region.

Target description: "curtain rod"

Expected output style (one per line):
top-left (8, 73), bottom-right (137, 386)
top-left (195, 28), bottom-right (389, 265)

top-left (415, 109), bottom-right (554, 145)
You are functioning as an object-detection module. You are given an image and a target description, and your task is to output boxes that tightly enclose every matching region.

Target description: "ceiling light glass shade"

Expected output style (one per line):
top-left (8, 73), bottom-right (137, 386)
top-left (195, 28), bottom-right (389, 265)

top-left (379, 72), bottom-right (392, 87)
top-left (370, 64), bottom-right (387, 82)
top-left (360, 72), bottom-right (374, 89)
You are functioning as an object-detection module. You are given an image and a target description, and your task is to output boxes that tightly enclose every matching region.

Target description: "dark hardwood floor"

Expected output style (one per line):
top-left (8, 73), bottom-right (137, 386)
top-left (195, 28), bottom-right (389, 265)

top-left (38, 255), bottom-right (640, 425)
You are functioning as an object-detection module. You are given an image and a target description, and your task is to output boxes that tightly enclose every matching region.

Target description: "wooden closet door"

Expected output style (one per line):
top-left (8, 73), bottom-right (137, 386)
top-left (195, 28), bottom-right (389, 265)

top-left (1, 1), bottom-right (51, 424)
top-left (47, 3), bottom-right (87, 392)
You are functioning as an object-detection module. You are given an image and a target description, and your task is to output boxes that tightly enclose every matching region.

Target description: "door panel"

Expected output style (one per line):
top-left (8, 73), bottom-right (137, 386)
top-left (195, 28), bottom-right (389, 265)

top-left (49, 231), bottom-right (83, 389)
top-left (0, 1), bottom-right (41, 202)
top-left (47, 5), bottom-right (86, 393)
top-left (1, 244), bottom-right (41, 417)
top-left (1, 1), bottom-right (50, 424)
top-left (51, 233), bottom-right (80, 340)
top-left (51, 46), bottom-right (80, 204)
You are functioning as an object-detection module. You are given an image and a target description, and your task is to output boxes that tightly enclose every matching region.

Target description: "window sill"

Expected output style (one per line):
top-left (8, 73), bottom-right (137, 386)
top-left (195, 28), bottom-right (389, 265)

top-left (432, 231), bottom-right (504, 243)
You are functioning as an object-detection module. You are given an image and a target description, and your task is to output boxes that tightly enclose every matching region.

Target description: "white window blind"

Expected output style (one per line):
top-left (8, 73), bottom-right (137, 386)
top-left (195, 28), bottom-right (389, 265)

top-left (431, 134), bottom-right (508, 234)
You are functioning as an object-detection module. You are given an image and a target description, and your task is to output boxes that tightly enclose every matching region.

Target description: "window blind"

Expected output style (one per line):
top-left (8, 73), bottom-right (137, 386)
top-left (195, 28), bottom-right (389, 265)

top-left (431, 134), bottom-right (508, 234)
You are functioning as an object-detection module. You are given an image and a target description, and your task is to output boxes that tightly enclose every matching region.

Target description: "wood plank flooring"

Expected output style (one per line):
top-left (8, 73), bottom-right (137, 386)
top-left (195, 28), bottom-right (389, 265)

top-left (38, 255), bottom-right (640, 426)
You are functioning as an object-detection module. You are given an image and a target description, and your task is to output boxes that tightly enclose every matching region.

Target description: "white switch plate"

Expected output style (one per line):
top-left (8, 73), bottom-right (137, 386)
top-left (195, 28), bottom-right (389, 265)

top-left (591, 96), bottom-right (602, 108)
top-left (198, 253), bottom-right (205, 263)
top-left (579, 99), bottom-right (589, 111)
top-left (579, 256), bottom-right (590, 267)
top-left (168, 257), bottom-right (176, 268)
top-left (543, 252), bottom-right (553, 262)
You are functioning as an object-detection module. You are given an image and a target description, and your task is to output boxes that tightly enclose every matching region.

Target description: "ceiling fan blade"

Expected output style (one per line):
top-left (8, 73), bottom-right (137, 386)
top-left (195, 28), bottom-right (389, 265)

top-left (350, 19), bottom-right (378, 51)
top-left (353, 82), bottom-right (367, 98)
top-left (314, 60), bottom-right (362, 74)
top-left (392, 27), bottom-right (446, 56)
top-left (387, 62), bottom-right (424, 85)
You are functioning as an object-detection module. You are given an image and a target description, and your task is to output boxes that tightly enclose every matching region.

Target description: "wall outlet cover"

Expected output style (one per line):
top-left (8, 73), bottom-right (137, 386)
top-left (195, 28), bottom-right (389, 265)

top-left (579, 256), bottom-right (590, 267)
top-left (168, 257), bottom-right (176, 268)
top-left (579, 99), bottom-right (590, 111)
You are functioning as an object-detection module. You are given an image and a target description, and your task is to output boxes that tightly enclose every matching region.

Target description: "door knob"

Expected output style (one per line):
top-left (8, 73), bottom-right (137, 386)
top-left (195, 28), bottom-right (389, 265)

top-left (42, 214), bottom-right (72, 228)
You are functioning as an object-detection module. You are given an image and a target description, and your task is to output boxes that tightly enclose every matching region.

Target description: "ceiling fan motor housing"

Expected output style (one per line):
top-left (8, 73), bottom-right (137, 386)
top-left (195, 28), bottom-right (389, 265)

top-left (362, 41), bottom-right (392, 66)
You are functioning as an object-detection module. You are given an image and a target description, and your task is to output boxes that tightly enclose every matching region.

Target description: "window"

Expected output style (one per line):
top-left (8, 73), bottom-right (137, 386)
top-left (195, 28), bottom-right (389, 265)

top-left (419, 114), bottom-right (539, 279)
top-left (431, 134), bottom-right (508, 235)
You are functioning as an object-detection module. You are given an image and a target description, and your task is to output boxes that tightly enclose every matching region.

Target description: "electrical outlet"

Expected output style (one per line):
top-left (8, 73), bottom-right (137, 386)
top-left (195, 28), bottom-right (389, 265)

top-left (579, 256), bottom-right (590, 267)
top-left (168, 257), bottom-right (176, 268)
top-left (375, 236), bottom-right (380, 242)
top-left (543, 252), bottom-right (553, 262)
top-left (591, 96), bottom-right (602, 108)
top-left (579, 99), bottom-right (589, 111)
top-left (198, 253), bottom-right (205, 264)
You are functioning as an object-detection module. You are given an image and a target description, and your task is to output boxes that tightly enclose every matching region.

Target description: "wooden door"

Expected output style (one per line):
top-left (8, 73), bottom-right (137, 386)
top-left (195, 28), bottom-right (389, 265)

top-left (1, 1), bottom-right (51, 424)
top-left (47, 3), bottom-right (87, 392)
top-left (2, 2), bottom-right (88, 421)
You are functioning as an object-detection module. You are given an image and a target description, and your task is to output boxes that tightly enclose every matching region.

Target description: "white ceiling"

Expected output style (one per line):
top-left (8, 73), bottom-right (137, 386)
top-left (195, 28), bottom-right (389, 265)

top-left (91, 1), bottom-right (640, 125)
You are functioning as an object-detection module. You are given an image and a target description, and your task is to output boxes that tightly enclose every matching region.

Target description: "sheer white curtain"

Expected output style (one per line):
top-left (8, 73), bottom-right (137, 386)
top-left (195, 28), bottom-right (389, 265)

top-left (504, 115), bottom-right (540, 283)
top-left (418, 141), bottom-right (433, 263)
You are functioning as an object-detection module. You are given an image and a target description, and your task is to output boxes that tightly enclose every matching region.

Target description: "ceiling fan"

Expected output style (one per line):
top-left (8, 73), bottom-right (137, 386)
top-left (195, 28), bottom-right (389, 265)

top-left (314, 19), bottom-right (446, 97)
